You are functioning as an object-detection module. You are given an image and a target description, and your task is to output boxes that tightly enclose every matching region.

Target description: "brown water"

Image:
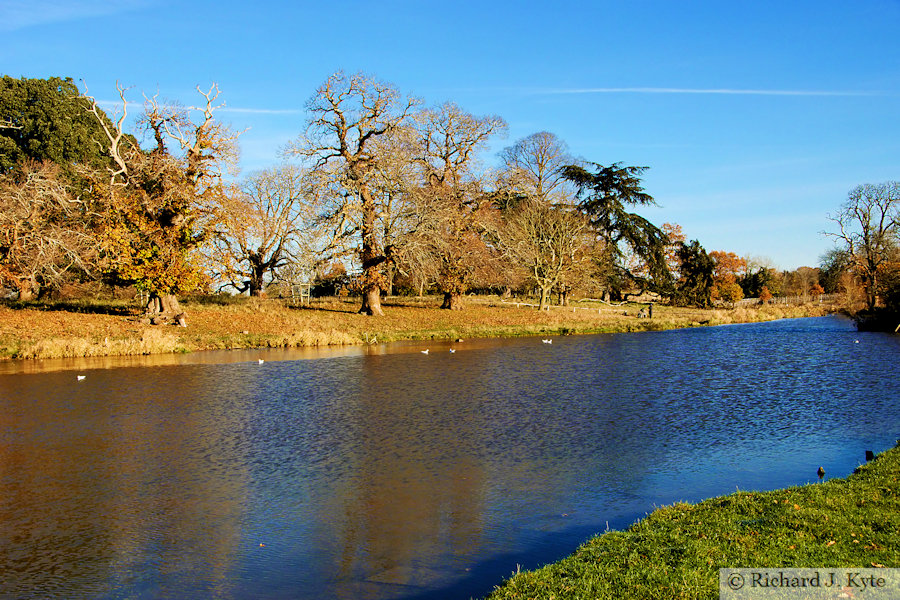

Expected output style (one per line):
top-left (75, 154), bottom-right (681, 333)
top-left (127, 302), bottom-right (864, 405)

top-left (1, 316), bottom-right (898, 599)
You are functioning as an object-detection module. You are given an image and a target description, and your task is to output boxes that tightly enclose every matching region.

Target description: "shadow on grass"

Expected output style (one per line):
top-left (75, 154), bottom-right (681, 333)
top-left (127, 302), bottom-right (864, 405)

top-left (381, 301), bottom-right (436, 308)
top-left (286, 302), bottom-right (361, 315)
top-left (1, 299), bottom-right (137, 316)
top-left (278, 295), bottom-right (411, 314)
top-left (298, 298), bottom-right (446, 314)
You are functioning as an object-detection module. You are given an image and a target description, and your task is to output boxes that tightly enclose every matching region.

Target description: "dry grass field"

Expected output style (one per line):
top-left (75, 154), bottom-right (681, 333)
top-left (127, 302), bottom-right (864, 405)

top-left (0, 294), bottom-right (833, 361)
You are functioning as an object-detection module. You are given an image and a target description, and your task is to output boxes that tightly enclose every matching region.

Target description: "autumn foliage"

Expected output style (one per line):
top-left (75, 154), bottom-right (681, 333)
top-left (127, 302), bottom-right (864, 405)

top-left (2, 74), bottom-right (871, 319)
top-left (709, 250), bottom-right (746, 305)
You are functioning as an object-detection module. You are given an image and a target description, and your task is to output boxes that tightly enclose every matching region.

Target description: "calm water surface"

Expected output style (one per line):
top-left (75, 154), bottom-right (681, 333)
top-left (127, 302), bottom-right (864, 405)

top-left (1, 315), bottom-right (898, 599)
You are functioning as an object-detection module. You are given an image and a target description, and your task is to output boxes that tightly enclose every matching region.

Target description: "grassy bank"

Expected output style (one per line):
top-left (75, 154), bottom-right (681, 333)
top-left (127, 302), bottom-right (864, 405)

top-left (0, 295), bottom-right (832, 360)
top-left (484, 444), bottom-right (900, 600)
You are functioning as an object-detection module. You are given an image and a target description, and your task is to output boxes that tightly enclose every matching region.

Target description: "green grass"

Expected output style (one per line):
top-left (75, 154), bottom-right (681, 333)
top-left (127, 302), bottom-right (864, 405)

top-left (483, 444), bottom-right (900, 599)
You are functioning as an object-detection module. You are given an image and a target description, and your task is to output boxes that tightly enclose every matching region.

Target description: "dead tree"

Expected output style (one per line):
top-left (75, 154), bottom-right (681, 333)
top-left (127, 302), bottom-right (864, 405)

top-left (84, 83), bottom-right (239, 323)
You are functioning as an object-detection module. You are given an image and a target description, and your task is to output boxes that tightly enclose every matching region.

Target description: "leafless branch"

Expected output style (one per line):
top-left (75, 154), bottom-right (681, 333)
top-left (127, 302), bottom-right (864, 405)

top-left (82, 80), bottom-right (131, 185)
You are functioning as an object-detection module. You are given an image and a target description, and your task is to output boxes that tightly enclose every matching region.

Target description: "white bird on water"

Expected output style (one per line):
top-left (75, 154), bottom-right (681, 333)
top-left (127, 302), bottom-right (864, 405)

top-left (421, 349), bottom-right (429, 354)
top-left (450, 349), bottom-right (456, 353)
top-left (542, 339), bottom-right (553, 344)
top-left (76, 375), bottom-right (86, 381)
top-left (258, 359), bottom-right (265, 364)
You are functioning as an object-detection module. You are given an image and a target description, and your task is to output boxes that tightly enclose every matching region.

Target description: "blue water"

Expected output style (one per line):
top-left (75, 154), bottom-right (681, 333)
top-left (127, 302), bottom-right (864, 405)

top-left (0, 315), bottom-right (898, 599)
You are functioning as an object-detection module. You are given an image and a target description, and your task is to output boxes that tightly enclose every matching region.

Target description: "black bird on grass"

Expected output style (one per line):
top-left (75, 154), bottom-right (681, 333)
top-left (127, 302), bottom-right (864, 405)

top-left (817, 466), bottom-right (825, 480)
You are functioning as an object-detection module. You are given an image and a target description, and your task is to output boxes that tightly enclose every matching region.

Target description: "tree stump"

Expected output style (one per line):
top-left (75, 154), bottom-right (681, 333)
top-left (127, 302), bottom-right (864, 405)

top-left (146, 293), bottom-right (184, 325)
top-left (441, 292), bottom-right (464, 310)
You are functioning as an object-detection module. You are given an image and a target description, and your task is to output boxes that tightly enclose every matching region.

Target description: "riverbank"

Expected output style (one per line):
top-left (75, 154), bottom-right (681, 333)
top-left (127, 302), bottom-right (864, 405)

top-left (483, 443), bottom-right (900, 599)
top-left (0, 295), bottom-right (833, 360)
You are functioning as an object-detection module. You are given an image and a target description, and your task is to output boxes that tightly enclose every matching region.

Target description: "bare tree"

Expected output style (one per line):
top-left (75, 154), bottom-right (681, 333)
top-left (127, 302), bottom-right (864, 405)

top-left (365, 127), bottom-right (429, 296)
top-left (499, 131), bottom-right (573, 204)
top-left (139, 84), bottom-right (242, 212)
top-left (489, 198), bottom-right (589, 310)
top-left (825, 181), bottom-right (900, 310)
top-left (0, 161), bottom-right (96, 299)
top-left (208, 165), bottom-right (316, 296)
top-left (411, 102), bottom-right (506, 309)
top-left (780, 265), bottom-right (819, 298)
top-left (290, 71), bottom-right (419, 316)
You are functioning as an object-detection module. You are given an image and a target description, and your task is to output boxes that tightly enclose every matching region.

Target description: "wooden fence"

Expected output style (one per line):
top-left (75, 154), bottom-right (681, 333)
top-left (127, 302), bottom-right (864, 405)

top-left (735, 294), bottom-right (838, 307)
top-left (500, 298), bottom-right (651, 316)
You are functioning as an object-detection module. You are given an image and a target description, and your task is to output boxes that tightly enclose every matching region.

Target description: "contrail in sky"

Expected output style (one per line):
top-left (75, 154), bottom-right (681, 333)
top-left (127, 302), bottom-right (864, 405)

top-left (217, 107), bottom-right (303, 115)
top-left (538, 87), bottom-right (877, 97)
top-left (1, 0), bottom-right (152, 31)
top-left (91, 101), bottom-right (302, 116)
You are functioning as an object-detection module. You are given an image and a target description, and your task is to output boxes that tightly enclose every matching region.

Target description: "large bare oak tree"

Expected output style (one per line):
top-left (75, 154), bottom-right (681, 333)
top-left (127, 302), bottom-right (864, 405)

top-left (826, 181), bottom-right (900, 310)
top-left (291, 72), bottom-right (419, 316)
top-left (209, 165), bottom-right (316, 296)
top-left (412, 102), bottom-right (506, 310)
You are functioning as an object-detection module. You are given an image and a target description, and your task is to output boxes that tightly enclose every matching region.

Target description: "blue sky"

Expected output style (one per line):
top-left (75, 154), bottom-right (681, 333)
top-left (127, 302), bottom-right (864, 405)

top-left (3, 0), bottom-right (899, 269)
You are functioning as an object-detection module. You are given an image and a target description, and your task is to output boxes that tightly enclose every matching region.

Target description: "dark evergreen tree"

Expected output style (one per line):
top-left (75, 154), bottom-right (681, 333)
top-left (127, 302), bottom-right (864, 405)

top-left (739, 267), bottom-right (777, 298)
top-left (674, 239), bottom-right (714, 307)
top-left (818, 247), bottom-right (852, 294)
top-left (562, 162), bottom-right (671, 298)
top-left (0, 76), bottom-right (116, 175)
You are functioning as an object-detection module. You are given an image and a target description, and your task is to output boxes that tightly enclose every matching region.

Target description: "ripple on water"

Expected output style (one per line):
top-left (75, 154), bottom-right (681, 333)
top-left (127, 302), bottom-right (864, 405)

top-left (1, 316), bottom-right (899, 599)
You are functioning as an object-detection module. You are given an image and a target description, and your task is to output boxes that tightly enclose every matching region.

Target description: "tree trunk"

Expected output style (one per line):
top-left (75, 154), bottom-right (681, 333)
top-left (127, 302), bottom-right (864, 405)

top-left (385, 262), bottom-right (394, 296)
top-left (357, 184), bottom-right (386, 317)
top-left (441, 292), bottom-right (464, 310)
top-left (248, 266), bottom-right (264, 297)
top-left (866, 273), bottom-right (878, 311)
top-left (248, 273), bottom-right (264, 297)
top-left (247, 254), bottom-right (265, 297)
top-left (539, 286), bottom-right (553, 311)
top-left (359, 287), bottom-right (384, 316)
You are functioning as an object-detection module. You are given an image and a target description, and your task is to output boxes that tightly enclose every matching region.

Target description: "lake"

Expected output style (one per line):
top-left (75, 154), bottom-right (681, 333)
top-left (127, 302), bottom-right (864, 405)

top-left (1, 315), bottom-right (898, 599)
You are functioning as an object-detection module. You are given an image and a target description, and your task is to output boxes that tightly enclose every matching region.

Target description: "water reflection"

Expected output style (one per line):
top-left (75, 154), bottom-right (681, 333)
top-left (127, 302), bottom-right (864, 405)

top-left (0, 365), bottom-right (252, 598)
top-left (1, 316), bottom-right (899, 599)
top-left (0, 344), bottom-right (370, 376)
